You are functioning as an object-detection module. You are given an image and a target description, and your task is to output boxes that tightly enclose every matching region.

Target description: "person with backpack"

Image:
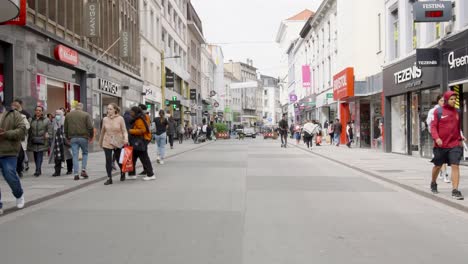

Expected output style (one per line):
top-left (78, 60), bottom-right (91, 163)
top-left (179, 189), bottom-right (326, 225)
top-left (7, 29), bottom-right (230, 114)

top-left (128, 106), bottom-right (155, 181)
top-left (426, 95), bottom-right (450, 183)
top-left (430, 91), bottom-right (466, 200)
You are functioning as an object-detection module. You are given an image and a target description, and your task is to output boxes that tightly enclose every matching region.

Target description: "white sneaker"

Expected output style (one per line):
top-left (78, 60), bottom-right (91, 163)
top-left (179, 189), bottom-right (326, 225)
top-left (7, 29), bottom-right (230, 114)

top-left (444, 174), bottom-right (451, 183)
top-left (439, 171), bottom-right (445, 180)
top-left (156, 156), bottom-right (161, 163)
top-left (159, 160), bottom-right (164, 165)
top-left (16, 196), bottom-right (25, 209)
top-left (143, 175), bottom-right (156, 181)
top-left (126, 175), bottom-right (137, 180)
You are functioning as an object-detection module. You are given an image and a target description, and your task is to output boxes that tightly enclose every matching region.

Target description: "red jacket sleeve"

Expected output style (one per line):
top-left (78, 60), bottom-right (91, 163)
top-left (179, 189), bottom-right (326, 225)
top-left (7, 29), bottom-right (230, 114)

top-left (430, 108), bottom-right (440, 140)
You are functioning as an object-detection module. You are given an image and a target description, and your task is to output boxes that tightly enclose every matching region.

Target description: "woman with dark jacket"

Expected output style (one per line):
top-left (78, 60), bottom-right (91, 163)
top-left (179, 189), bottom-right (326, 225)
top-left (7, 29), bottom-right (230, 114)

top-left (49, 109), bottom-right (73, 176)
top-left (128, 106), bottom-right (155, 181)
top-left (167, 116), bottom-right (176, 149)
top-left (28, 106), bottom-right (52, 177)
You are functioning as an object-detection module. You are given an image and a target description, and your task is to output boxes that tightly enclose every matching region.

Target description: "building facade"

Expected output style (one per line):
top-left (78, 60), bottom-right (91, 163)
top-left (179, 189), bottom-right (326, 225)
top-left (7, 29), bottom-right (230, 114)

top-left (0, 0), bottom-right (142, 151)
top-left (383, 0), bottom-right (468, 159)
top-left (187, 0), bottom-right (204, 124)
top-left (161, 0), bottom-right (189, 124)
top-left (140, 0), bottom-right (163, 119)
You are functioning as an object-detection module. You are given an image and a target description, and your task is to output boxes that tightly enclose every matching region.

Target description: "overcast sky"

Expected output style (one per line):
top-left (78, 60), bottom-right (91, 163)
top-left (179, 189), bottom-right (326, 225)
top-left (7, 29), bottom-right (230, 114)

top-left (191, 0), bottom-right (322, 78)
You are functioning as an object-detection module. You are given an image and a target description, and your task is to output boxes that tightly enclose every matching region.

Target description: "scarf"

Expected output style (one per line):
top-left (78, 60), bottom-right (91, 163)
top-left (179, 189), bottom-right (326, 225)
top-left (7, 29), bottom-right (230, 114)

top-left (54, 126), bottom-right (65, 162)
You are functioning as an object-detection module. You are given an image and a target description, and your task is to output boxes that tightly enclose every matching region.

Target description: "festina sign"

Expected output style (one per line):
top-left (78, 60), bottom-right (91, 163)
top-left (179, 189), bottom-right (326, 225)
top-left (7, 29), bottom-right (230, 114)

top-left (84, 0), bottom-right (100, 37)
top-left (99, 79), bottom-right (120, 96)
top-left (413, 1), bottom-right (452, 22)
top-left (394, 64), bottom-right (422, 84)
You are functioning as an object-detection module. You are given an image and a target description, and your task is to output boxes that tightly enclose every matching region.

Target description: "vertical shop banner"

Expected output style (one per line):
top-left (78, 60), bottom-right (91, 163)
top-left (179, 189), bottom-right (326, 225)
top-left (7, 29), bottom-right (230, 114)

top-left (84, 0), bottom-right (101, 37)
top-left (0, 74), bottom-right (4, 102)
top-left (302, 65), bottom-right (311, 91)
top-left (120, 31), bottom-right (132, 58)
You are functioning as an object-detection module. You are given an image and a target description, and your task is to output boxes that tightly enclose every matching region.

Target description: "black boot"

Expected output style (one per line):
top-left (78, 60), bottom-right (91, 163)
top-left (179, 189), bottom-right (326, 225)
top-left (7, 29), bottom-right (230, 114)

top-left (52, 168), bottom-right (61, 177)
top-left (120, 173), bottom-right (126, 182)
top-left (104, 178), bottom-right (113, 185)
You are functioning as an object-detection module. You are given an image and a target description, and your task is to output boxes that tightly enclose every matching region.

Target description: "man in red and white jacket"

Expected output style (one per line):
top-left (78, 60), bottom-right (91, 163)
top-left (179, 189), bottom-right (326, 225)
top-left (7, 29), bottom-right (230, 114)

top-left (430, 91), bottom-right (466, 200)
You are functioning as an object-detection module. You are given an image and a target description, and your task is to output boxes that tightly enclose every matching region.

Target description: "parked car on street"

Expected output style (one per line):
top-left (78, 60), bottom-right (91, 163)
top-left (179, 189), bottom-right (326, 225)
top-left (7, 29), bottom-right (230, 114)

top-left (244, 127), bottom-right (256, 138)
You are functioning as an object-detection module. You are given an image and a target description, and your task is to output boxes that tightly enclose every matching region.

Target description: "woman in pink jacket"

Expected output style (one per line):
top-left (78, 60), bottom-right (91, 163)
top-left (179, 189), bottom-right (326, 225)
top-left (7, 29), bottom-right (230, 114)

top-left (99, 103), bottom-right (128, 185)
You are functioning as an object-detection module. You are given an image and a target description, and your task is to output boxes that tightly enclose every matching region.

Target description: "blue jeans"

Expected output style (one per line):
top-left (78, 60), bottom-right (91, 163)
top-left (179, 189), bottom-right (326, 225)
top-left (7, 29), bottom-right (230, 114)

top-left (33, 151), bottom-right (44, 173)
top-left (155, 133), bottom-right (167, 159)
top-left (71, 137), bottom-right (89, 174)
top-left (0, 157), bottom-right (23, 209)
top-left (334, 133), bottom-right (341, 145)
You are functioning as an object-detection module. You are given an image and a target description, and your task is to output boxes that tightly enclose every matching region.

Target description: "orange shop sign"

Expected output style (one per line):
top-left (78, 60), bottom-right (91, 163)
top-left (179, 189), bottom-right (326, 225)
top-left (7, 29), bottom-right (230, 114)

top-left (333, 67), bottom-right (354, 100)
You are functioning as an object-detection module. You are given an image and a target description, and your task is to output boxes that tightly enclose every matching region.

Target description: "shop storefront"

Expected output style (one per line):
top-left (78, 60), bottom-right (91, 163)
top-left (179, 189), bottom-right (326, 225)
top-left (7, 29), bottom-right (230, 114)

top-left (353, 73), bottom-right (384, 149)
top-left (383, 55), bottom-right (442, 157)
top-left (443, 28), bottom-right (468, 160)
top-left (333, 67), bottom-right (355, 144)
top-left (0, 27), bottom-right (144, 152)
top-left (143, 85), bottom-right (162, 120)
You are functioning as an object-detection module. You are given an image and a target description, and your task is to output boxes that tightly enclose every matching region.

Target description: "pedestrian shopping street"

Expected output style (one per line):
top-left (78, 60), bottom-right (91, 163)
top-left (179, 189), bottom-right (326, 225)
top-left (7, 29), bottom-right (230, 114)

top-left (1, 139), bottom-right (468, 264)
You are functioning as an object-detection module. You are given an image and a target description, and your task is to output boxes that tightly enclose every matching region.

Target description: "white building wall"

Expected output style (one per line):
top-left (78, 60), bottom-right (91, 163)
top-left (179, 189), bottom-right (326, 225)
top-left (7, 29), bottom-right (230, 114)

top-left (140, 0), bottom-right (163, 105)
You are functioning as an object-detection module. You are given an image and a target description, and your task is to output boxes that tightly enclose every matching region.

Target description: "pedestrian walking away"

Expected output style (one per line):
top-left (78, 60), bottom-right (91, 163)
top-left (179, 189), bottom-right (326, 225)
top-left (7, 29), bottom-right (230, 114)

top-left (27, 106), bottom-right (52, 177)
top-left (49, 109), bottom-right (73, 177)
top-left (129, 106), bottom-right (155, 181)
top-left (430, 91), bottom-right (465, 200)
top-left (0, 100), bottom-right (27, 215)
top-left (426, 95), bottom-right (451, 183)
top-left (153, 109), bottom-right (168, 165)
top-left (278, 114), bottom-right (288, 148)
top-left (302, 120), bottom-right (318, 150)
top-left (334, 118), bottom-right (342, 146)
top-left (11, 100), bottom-right (30, 178)
top-left (167, 116), bottom-right (176, 149)
top-left (99, 103), bottom-right (128, 185)
top-left (64, 102), bottom-right (94, 181)
top-left (178, 123), bottom-right (185, 144)
top-left (328, 120), bottom-right (334, 145)
top-left (346, 121), bottom-right (354, 148)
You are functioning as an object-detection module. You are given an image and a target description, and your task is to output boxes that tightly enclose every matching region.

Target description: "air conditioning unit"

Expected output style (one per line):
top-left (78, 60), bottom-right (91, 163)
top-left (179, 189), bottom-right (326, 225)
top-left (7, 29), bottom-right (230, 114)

top-left (445, 21), bottom-right (454, 35)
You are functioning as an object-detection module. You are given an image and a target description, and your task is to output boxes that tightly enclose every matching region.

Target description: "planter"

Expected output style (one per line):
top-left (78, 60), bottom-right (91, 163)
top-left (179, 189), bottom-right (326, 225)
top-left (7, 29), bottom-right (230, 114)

top-left (216, 132), bottom-right (230, 139)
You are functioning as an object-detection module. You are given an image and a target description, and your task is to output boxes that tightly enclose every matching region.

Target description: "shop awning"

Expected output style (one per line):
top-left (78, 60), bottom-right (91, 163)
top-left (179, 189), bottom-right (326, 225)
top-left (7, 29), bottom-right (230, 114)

top-left (0, 0), bottom-right (20, 23)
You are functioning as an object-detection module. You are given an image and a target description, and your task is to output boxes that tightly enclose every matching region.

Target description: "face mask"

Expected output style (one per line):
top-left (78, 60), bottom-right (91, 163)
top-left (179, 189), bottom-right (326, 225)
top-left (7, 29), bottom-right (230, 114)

top-left (55, 115), bottom-right (62, 121)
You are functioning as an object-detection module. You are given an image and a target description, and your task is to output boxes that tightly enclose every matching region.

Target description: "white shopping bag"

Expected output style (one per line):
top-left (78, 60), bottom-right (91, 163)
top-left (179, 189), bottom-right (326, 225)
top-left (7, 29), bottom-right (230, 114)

top-left (119, 148), bottom-right (126, 164)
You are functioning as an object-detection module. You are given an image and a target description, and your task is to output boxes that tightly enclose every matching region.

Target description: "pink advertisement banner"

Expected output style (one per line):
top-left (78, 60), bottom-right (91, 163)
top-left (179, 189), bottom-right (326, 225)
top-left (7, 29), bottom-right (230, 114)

top-left (302, 65), bottom-right (311, 89)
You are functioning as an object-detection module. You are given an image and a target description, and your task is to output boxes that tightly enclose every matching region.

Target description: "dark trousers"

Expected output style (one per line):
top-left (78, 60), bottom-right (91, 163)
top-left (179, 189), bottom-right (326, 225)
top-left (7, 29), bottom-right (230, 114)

top-left (104, 148), bottom-right (122, 178)
top-left (16, 146), bottom-right (25, 174)
top-left (54, 158), bottom-right (73, 175)
top-left (281, 133), bottom-right (288, 145)
top-left (304, 136), bottom-right (313, 148)
top-left (132, 150), bottom-right (154, 176)
top-left (178, 133), bottom-right (184, 144)
top-left (168, 135), bottom-right (174, 147)
top-left (33, 151), bottom-right (44, 174)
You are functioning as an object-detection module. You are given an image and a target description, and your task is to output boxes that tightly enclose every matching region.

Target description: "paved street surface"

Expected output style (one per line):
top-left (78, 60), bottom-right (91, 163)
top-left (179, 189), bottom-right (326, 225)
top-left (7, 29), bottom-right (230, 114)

top-left (2, 138), bottom-right (468, 263)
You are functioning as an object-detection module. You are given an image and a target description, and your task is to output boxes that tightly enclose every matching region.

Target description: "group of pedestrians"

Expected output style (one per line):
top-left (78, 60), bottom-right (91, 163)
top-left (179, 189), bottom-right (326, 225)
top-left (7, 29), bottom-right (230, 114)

top-left (0, 99), bottom-right (186, 214)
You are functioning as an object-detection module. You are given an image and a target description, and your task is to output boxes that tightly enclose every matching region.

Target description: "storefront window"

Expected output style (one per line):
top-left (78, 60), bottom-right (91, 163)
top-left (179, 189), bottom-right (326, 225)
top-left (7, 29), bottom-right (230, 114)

top-left (420, 88), bottom-right (440, 158)
top-left (391, 95), bottom-right (407, 154)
